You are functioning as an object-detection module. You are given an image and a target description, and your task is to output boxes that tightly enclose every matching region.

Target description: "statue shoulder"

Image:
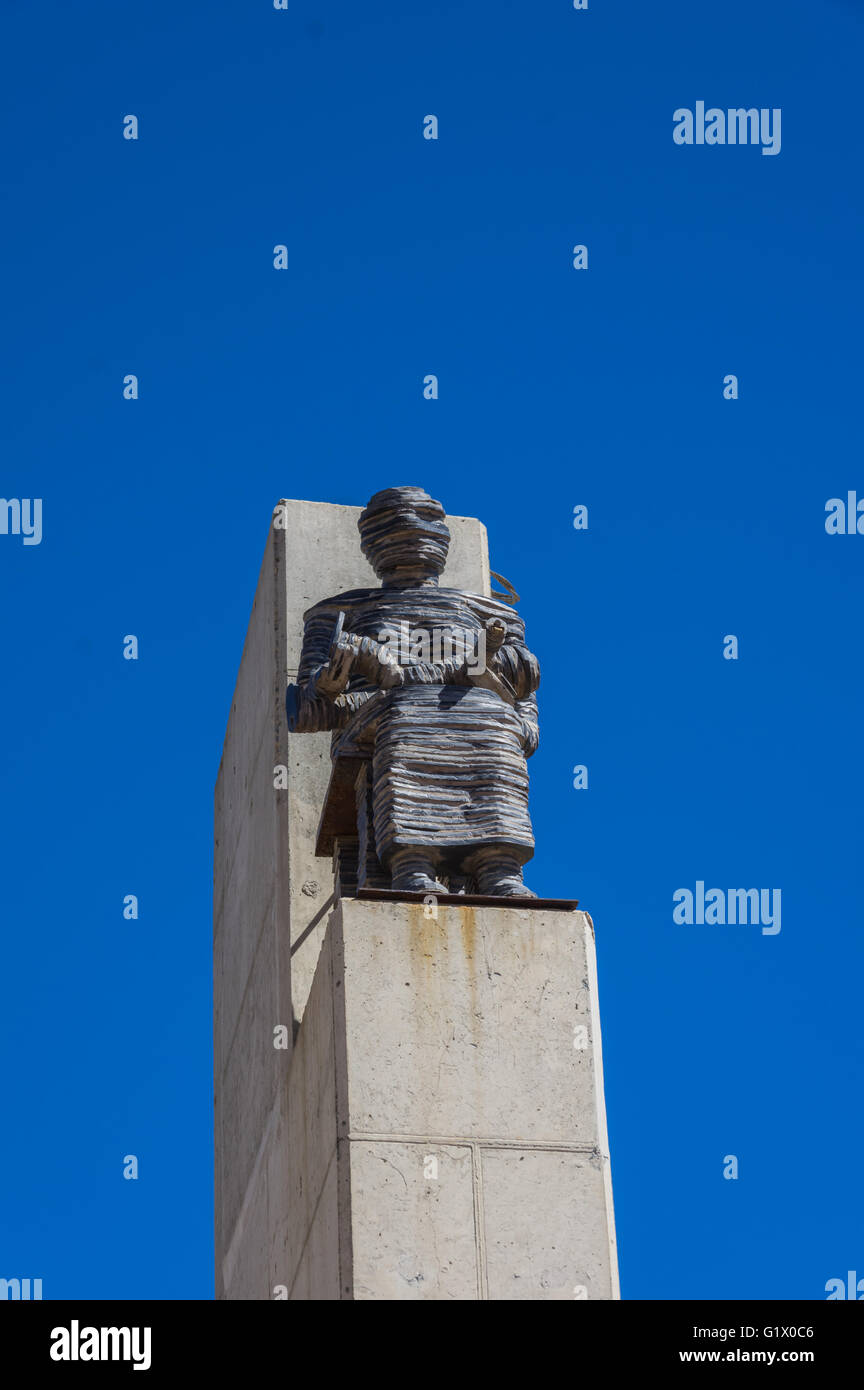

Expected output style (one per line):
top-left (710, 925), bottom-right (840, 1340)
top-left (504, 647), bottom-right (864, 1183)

top-left (437, 587), bottom-right (513, 611)
top-left (440, 589), bottom-right (524, 635)
top-left (301, 589), bottom-right (376, 623)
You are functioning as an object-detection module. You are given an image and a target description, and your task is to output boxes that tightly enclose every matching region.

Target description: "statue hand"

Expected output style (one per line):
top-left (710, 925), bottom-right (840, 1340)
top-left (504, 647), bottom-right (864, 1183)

top-left (485, 617), bottom-right (508, 653)
top-left (313, 636), bottom-right (356, 699)
top-left (345, 633), bottom-right (404, 690)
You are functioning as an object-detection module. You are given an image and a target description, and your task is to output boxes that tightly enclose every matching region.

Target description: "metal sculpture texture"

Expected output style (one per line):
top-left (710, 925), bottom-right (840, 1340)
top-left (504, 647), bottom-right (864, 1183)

top-left (286, 487), bottom-right (540, 897)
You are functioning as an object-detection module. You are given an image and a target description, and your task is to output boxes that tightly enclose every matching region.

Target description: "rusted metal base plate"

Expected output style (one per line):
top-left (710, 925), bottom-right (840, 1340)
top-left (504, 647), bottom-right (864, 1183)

top-left (355, 887), bottom-right (579, 912)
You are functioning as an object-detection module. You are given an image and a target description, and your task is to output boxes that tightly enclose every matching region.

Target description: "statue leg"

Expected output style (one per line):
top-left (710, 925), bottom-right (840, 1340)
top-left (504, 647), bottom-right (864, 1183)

top-left (466, 846), bottom-right (537, 899)
top-left (389, 848), bottom-right (448, 895)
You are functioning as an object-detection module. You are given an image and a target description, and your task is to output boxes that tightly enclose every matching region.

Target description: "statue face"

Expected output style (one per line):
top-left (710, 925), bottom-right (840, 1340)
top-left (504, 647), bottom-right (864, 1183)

top-left (359, 487), bottom-right (450, 580)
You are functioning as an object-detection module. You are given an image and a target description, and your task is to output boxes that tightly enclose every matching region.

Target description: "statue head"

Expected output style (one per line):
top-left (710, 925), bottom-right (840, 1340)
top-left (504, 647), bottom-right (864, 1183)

top-left (358, 486), bottom-right (450, 584)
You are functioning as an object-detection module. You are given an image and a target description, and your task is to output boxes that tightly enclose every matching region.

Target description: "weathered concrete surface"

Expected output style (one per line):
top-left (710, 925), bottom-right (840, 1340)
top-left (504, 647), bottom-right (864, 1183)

top-left (481, 1149), bottom-right (615, 1300)
top-left (214, 525), bottom-right (287, 1298)
top-left (258, 897), bottom-right (618, 1300)
top-left (214, 498), bottom-right (489, 1299)
top-left (335, 900), bottom-right (604, 1143)
top-left (330, 898), bottom-right (619, 1301)
top-left (267, 918), bottom-right (339, 1301)
top-left (349, 1141), bottom-right (478, 1300)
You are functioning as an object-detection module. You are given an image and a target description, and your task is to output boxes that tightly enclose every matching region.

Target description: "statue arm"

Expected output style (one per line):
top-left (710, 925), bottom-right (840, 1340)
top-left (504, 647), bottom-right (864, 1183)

top-left (398, 624), bottom-right (541, 701)
top-left (399, 657), bottom-right (471, 687)
top-left (485, 618), bottom-right (540, 748)
top-left (287, 610), bottom-right (365, 733)
top-left (287, 608), bottom-right (402, 733)
top-left (491, 641), bottom-right (540, 700)
top-left (286, 677), bottom-right (376, 734)
top-left (479, 613), bottom-right (541, 700)
top-left (515, 692), bottom-right (540, 757)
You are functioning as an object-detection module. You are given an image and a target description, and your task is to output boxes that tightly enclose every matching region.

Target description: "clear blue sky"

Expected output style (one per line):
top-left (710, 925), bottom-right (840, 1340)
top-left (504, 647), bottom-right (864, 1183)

top-left (1, 0), bottom-right (862, 1300)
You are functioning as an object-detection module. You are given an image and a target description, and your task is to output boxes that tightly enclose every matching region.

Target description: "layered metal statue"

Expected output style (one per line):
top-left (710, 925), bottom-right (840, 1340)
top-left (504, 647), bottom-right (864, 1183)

top-left (286, 487), bottom-right (541, 898)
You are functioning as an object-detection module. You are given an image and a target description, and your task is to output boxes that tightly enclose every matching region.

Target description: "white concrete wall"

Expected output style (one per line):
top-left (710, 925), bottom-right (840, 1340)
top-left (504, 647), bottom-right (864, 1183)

top-left (214, 524), bottom-right (287, 1299)
top-left (331, 898), bottom-right (619, 1301)
top-left (214, 497), bottom-right (490, 1299)
top-left (227, 895), bottom-right (619, 1300)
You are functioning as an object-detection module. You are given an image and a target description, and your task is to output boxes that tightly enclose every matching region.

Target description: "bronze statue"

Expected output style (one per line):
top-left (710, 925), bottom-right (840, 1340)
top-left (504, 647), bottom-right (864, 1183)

top-left (286, 487), bottom-right (540, 898)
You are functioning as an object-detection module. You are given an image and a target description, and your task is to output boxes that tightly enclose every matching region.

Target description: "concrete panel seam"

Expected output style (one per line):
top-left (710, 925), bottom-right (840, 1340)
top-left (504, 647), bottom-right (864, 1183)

top-left (348, 1131), bottom-right (606, 1155)
top-left (329, 915), bottom-right (354, 1299)
top-left (469, 1141), bottom-right (488, 1300)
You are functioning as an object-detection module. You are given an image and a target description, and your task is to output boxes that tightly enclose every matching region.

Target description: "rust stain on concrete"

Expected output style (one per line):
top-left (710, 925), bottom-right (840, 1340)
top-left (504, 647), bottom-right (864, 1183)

top-left (407, 902), bottom-right (440, 987)
top-left (458, 906), bottom-right (480, 1029)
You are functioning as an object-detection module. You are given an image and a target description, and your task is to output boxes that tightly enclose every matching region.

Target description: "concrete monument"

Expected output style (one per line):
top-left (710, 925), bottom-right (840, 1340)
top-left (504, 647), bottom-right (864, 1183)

top-left (213, 491), bottom-right (619, 1300)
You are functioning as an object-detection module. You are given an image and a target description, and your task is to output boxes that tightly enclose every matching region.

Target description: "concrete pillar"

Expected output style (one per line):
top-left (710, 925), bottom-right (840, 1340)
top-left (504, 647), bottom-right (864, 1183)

top-left (214, 497), bottom-right (618, 1299)
top-left (270, 897), bottom-right (619, 1301)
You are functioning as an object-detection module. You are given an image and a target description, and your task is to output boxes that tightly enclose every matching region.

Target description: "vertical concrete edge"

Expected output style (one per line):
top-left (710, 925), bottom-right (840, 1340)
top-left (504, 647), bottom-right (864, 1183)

top-left (329, 901), bottom-right (355, 1300)
top-left (583, 911), bottom-right (621, 1300)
